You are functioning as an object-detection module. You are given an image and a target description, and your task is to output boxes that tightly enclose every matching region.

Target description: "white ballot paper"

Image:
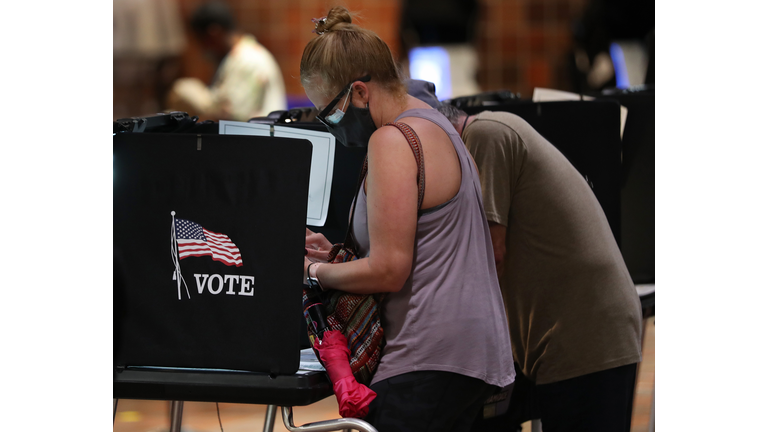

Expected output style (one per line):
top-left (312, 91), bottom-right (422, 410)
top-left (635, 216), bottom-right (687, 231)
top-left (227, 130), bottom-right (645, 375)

top-left (219, 121), bottom-right (335, 227)
top-left (299, 347), bottom-right (326, 372)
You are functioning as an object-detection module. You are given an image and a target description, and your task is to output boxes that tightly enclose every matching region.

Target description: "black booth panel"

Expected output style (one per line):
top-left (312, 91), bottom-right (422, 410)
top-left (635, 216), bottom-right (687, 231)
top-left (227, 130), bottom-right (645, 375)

top-left (463, 100), bottom-right (623, 247)
top-left (114, 133), bottom-right (311, 375)
top-left (598, 92), bottom-right (655, 283)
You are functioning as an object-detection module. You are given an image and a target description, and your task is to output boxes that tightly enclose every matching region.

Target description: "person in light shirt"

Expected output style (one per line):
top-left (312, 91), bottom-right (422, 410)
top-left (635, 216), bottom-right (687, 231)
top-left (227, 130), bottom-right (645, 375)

top-left (166, 1), bottom-right (286, 121)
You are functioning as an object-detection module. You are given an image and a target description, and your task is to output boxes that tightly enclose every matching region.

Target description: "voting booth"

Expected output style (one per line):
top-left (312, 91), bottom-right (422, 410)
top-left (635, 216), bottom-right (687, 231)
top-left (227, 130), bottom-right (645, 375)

top-left (461, 100), bottom-right (624, 247)
top-left (597, 88), bottom-right (655, 285)
top-left (459, 92), bottom-right (655, 285)
top-left (113, 113), bottom-right (377, 432)
top-left (114, 131), bottom-right (311, 373)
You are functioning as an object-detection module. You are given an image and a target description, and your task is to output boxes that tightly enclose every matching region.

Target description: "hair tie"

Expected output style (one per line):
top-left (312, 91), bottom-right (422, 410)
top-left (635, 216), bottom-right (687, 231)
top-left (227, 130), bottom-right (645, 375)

top-left (311, 17), bottom-right (328, 35)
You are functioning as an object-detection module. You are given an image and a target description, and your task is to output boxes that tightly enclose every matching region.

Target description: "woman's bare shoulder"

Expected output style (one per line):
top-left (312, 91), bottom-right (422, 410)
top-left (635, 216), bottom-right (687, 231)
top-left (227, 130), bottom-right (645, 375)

top-left (387, 116), bottom-right (448, 143)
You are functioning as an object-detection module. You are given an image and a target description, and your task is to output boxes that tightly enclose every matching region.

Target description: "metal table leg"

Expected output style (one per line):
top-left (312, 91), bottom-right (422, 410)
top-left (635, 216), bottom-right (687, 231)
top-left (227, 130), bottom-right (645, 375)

top-left (170, 400), bottom-right (184, 432)
top-left (263, 404), bottom-right (278, 432)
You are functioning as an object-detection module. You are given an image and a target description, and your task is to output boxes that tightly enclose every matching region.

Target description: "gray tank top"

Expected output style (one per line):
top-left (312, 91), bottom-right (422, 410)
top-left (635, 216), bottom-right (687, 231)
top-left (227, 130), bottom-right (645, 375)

top-left (351, 108), bottom-right (516, 388)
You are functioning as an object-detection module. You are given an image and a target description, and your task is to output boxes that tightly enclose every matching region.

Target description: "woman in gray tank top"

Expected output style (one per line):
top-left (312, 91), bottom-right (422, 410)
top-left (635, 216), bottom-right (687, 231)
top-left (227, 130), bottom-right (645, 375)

top-left (300, 7), bottom-right (515, 432)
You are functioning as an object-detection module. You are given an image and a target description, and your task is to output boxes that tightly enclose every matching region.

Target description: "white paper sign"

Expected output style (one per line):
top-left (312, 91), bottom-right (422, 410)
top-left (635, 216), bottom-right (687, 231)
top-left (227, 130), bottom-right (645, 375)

top-left (219, 121), bottom-right (335, 227)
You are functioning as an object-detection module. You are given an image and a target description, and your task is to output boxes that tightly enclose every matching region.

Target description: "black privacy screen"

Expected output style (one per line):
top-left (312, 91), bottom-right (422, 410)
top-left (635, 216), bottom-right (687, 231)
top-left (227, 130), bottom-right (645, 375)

top-left (114, 133), bottom-right (311, 375)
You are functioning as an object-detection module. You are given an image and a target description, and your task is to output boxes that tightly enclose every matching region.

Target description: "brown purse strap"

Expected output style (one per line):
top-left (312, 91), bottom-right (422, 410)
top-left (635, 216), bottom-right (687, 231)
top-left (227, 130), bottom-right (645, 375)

top-left (384, 122), bottom-right (426, 211)
top-left (340, 122), bottom-right (427, 252)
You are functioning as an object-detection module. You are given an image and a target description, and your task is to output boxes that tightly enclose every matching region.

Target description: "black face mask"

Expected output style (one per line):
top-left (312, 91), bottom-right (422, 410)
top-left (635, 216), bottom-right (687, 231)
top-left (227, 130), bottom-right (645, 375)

top-left (325, 104), bottom-right (378, 148)
top-left (316, 75), bottom-right (377, 148)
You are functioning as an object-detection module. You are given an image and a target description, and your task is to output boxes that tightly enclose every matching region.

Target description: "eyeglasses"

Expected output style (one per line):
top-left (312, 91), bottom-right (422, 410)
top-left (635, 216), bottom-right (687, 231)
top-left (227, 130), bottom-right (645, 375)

top-left (316, 75), bottom-right (371, 128)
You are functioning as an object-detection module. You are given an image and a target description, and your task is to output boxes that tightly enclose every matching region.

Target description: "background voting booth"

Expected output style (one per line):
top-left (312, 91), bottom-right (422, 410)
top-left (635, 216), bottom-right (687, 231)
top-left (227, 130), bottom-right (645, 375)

top-left (113, 118), bottom-right (376, 432)
top-left (596, 89), bottom-right (655, 287)
top-left (458, 92), bottom-right (655, 311)
top-left (461, 99), bottom-right (624, 247)
top-left (458, 89), bottom-right (655, 286)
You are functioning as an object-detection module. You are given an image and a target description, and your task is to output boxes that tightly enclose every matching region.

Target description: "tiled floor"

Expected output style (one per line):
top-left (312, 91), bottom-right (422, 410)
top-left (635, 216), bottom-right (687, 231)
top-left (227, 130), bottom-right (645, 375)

top-left (114, 318), bottom-right (655, 432)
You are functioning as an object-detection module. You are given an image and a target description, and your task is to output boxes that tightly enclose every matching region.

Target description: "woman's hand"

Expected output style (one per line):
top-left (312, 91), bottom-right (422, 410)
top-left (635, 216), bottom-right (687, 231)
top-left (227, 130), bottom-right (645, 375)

top-left (305, 228), bottom-right (333, 262)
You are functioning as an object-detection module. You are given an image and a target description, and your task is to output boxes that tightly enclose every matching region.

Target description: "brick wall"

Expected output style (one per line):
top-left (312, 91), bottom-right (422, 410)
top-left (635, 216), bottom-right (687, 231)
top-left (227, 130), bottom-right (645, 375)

top-left (114, 0), bottom-right (589, 118)
top-left (475, 0), bottom-right (588, 97)
top-left (176, 0), bottom-right (403, 106)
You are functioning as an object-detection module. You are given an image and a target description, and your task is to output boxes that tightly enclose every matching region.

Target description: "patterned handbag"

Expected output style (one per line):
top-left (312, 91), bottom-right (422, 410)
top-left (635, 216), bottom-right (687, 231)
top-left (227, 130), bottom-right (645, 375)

top-left (303, 121), bottom-right (426, 386)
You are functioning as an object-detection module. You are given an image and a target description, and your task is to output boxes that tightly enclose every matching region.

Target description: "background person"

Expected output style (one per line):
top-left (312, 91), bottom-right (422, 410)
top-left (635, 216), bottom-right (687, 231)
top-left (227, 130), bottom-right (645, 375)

top-left (301, 7), bottom-right (515, 432)
top-left (165, 0), bottom-right (286, 121)
top-left (437, 102), bottom-right (643, 432)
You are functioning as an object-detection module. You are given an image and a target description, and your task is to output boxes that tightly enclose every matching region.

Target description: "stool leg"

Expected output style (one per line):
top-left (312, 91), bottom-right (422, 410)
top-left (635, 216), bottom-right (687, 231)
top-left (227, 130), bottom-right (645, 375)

top-left (170, 401), bottom-right (184, 432)
top-left (263, 404), bottom-right (278, 432)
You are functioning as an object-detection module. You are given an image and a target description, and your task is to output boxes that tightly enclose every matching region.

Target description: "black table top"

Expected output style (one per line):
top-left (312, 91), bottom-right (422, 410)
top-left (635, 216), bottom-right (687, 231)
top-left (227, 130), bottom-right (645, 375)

top-left (114, 366), bottom-right (333, 407)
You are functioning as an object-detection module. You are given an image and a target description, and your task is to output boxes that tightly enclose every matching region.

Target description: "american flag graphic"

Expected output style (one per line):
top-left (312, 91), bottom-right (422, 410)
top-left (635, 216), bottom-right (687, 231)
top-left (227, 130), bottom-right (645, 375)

top-left (174, 218), bottom-right (243, 267)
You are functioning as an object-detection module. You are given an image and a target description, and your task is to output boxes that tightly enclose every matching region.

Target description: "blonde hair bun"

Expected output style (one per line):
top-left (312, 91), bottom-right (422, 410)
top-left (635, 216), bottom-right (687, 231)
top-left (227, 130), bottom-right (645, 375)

top-left (313, 6), bottom-right (353, 35)
top-left (301, 5), bottom-right (405, 98)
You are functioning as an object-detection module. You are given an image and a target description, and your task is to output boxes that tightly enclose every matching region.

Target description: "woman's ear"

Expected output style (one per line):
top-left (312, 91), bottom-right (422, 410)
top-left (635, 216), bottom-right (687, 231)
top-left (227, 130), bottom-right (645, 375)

top-left (350, 81), bottom-right (370, 108)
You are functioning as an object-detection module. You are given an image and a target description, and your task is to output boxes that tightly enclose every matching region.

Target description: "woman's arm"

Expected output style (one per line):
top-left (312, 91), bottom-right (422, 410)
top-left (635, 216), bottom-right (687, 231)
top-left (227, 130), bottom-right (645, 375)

top-left (307, 126), bottom-right (419, 294)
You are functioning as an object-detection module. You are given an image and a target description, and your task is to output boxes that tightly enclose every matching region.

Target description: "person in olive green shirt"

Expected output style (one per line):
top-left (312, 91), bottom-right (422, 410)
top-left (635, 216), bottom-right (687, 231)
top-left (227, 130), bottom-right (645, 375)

top-left (437, 103), bottom-right (642, 432)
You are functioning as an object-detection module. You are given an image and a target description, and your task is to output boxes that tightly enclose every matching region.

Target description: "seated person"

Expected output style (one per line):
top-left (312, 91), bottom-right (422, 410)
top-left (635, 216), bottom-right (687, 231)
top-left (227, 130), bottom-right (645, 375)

top-left (166, 1), bottom-right (286, 121)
